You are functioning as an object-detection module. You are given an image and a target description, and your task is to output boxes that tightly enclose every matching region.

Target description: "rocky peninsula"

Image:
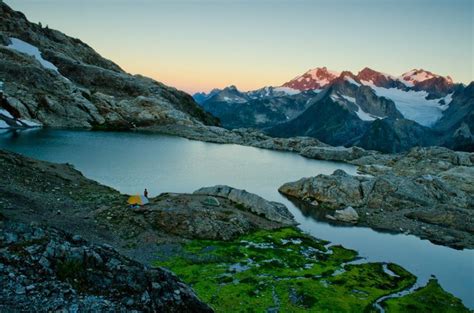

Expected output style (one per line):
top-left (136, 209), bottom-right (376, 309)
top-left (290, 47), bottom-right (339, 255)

top-left (279, 146), bottom-right (474, 249)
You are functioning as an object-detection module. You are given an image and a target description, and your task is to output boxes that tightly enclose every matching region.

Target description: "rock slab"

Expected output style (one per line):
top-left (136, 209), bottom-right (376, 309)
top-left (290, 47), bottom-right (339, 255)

top-left (194, 185), bottom-right (296, 225)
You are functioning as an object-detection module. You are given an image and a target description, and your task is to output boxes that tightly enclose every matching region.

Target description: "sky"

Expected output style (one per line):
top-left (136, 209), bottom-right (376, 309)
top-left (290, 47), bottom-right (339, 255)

top-left (5, 0), bottom-right (473, 94)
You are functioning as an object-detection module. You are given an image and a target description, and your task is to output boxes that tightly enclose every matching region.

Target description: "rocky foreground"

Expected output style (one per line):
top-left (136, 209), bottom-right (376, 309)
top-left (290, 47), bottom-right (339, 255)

top-left (279, 146), bottom-right (474, 249)
top-left (0, 149), bottom-right (470, 312)
top-left (0, 219), bottom-right (212, 312)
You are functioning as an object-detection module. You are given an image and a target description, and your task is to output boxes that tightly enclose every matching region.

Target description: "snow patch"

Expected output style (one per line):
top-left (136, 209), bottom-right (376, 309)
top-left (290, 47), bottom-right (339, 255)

top-left (222, 96), bottom-right (246, 103)
top-left (7, 38), bottom-right (59, 72)
top-left (341, 95), bottom-right (356, 103)
top-left (440, 93), bottom-right (453, 108)
top-left (20, 119), bottom-right (42, 127)
top-left (273, 86), bottom-right (300, 95)
top-left (0, 109), bottom-right (14, 119)
top-left (398, 79), bottom-right (414, 87)
top-left (334, 94), bottom-right (381, 122)
top-left (0, 120), bottom-right (9, 128)
top-left (344, 77), bottom-right (361, 86)
top-left (370, 86), bottom-right (449, 127)
top-left (360, 80), bottom-right (374, 86)
top-left (355, 106), bottom-right (377, 121)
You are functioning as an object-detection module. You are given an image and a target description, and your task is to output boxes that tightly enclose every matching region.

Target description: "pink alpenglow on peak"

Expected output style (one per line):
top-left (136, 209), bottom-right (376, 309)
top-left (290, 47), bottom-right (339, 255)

top-left (282, 67), bottom-right (340, 91)
top-left (399, 69), bottom-right (454, 86)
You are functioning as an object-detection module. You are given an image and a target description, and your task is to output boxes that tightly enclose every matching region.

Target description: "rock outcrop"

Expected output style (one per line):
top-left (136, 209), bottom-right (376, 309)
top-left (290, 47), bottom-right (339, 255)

top-left (300, 145), bottom-right (376, 162)
top-left (0, 219), bottom-right (212, 312)
top-left (193, 185), bottom-right (296, 225)
top-left (113, 192), bottom-right (290, 242)
top-left (0, 2), bottom-right (218, 129)
top-left (279, 147), bottom-right (474, 249)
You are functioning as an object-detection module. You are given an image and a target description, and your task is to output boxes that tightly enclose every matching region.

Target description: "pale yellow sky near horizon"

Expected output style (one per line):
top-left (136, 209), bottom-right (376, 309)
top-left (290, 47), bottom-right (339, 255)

top-left (6, 0), bottom-right (473, 94)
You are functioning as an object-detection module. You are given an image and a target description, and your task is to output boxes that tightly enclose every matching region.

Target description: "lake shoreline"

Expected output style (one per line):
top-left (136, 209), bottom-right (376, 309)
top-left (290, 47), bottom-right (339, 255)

top-left (1, 129), bottom-right (473, 309)
top-left (0, 148), bottom-right (469, 312)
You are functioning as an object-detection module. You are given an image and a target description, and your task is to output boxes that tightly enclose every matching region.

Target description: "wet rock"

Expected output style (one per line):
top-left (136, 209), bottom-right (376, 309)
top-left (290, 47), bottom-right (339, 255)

top-left (334, 206), bottom-right (359, 223)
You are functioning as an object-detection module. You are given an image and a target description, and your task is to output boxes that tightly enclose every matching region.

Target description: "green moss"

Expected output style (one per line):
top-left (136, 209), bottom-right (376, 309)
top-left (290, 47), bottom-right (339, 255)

top-left (56, 260), bottom-right (85, 281)
top-left (382, 279), bottom-right (470, 313)
top-left (153, 227), bottom-right (468, 313)
top-left (56, 260), bottom-right (91, 293)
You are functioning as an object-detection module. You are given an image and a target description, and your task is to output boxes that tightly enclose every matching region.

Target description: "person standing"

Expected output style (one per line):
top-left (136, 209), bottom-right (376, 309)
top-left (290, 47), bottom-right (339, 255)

top-left (144, 188), bottom-right (149, 198)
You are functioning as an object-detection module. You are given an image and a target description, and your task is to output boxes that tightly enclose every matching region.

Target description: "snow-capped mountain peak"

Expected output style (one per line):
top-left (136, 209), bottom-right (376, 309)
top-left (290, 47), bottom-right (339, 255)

top-left (356, 67), bottom-right (397, 85)
top-left (400, 69), bottom-right (453, 86)
top-left (282, 67), bottom-right (340, 91)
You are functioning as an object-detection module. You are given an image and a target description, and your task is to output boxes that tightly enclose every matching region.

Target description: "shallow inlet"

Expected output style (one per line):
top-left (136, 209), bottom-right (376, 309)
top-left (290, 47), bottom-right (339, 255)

top-left (1, 129), bottom-right (473, 308)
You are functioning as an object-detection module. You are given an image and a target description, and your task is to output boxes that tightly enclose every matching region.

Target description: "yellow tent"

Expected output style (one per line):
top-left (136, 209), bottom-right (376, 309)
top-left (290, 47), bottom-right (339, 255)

top-left (127, 195), bottom-right (149, 206)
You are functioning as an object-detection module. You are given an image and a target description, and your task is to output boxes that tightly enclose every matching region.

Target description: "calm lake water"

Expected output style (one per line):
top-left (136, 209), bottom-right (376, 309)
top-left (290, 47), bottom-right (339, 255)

top-left (1, 129), bottom-right (473, 308)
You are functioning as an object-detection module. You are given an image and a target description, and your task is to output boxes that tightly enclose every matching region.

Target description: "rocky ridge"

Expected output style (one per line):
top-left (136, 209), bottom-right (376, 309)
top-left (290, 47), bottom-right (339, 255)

top-left (0, 2), bottom-right (218, 130)
top-left (279, 146), bottom-right (474, 249)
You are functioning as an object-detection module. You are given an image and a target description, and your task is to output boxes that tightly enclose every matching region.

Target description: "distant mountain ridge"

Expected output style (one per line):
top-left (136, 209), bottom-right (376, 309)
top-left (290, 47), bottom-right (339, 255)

top-left (194, 67), bottom-right (472, 152)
